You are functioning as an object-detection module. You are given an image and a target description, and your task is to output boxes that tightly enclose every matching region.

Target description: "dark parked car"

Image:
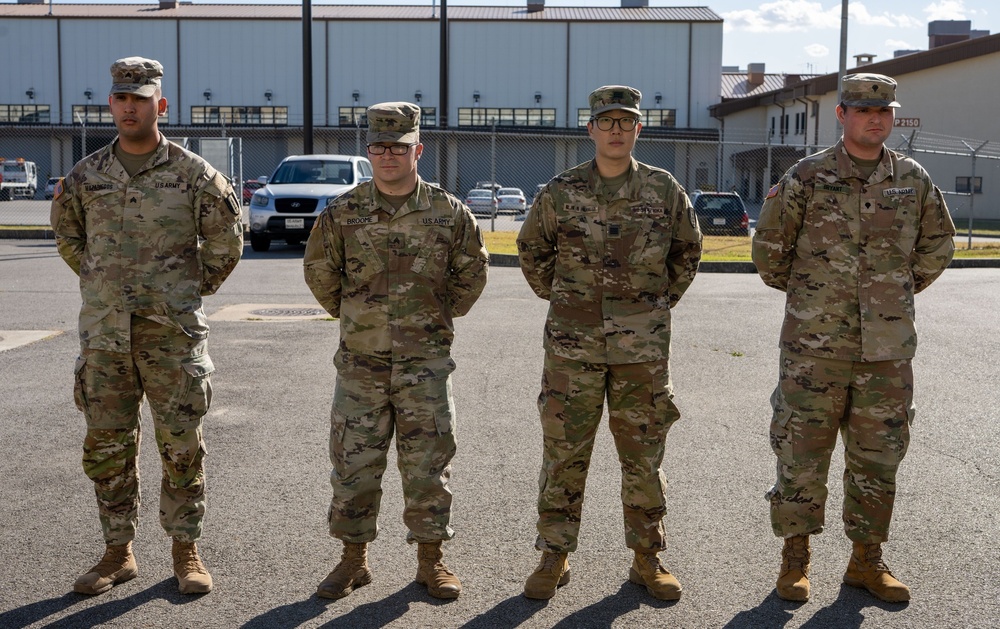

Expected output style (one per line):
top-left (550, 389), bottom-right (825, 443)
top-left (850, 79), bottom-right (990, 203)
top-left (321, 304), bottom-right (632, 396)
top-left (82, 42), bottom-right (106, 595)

top-left (692, 192), bottom-right (749, 236)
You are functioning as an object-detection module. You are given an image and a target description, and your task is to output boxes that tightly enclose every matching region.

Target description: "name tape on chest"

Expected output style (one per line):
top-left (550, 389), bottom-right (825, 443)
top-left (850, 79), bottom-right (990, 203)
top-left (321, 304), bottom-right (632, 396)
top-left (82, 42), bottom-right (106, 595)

top-left (153, 182), bottom-right (189, 191)
top-left (630, 204), bottom-right (665, 217)
top-left (816, 183), bottom-right (851, 194)
top-left (882, 187), bottom-right (916, 197)
top-left (84, 183), bottom-right (116, 192)
top-left (345, 215), bottom-right (378, 226)
top-left (420, 217), bottom-right (455, 227)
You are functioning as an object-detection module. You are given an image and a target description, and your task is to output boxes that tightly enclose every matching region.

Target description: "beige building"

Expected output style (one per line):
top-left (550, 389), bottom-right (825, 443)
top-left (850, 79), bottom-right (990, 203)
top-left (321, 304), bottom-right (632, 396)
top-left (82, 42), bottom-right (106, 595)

top-left (711, 32), bottom-right (1000, 222)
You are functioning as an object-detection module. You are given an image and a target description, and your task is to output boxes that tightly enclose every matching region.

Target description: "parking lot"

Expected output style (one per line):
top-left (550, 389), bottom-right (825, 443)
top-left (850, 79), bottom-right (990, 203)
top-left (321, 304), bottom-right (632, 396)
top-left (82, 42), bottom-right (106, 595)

top-left (0, 239), bottom-right (998, 628)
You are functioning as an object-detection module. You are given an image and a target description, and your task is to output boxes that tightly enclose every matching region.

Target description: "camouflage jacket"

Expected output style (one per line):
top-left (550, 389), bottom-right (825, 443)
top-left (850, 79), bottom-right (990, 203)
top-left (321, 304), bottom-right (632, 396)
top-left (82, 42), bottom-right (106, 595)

top-left (516, 159), bottom-right (703, 364)
top-left (303, 178), bottom-right (489, 361)
top-left (752, 139), bottom-right (955, 362)
top-left (50, 134), bottom-right (244, 353)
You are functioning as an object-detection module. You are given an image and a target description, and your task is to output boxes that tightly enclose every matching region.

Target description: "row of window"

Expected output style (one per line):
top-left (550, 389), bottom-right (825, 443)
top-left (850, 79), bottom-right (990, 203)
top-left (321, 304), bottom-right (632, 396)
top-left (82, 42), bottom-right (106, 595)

top-left (770, 112), bottom-right (809, 137)
top-left (2, 103), bottom-right (676, 129)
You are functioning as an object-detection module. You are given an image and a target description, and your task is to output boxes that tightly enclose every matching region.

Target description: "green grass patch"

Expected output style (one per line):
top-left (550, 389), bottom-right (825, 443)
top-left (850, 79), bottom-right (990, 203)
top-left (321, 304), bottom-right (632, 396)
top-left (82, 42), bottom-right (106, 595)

top-left (483, 231), bottom-right (998, 260)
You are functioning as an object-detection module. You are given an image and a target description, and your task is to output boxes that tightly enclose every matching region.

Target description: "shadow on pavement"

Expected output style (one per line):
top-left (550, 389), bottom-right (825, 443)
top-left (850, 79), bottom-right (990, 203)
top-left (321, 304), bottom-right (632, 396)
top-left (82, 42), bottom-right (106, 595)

top-left (722, 584), bottom-right (909, 629)
top-left (241, 582), bottom-right (441, 629)
top-left (1, 578), bottom-right (186, 629)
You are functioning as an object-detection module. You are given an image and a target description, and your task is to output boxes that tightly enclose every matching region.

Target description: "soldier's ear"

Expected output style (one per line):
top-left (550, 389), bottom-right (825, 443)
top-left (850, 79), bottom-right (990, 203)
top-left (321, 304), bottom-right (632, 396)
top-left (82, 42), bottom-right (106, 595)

top-left (157, 97), bottom-right (168, 116)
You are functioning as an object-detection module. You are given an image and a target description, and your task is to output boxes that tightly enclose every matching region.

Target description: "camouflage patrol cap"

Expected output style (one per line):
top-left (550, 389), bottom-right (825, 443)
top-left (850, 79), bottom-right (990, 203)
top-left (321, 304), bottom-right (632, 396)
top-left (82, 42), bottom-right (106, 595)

top-left (366, 102), bottom-right (421, 144)
top-left (110, 57), bottom-right (163, 97)
top-left (589, 85), bottom-right (642, 117)
top-left (841, 73), bottom-right (900, 108)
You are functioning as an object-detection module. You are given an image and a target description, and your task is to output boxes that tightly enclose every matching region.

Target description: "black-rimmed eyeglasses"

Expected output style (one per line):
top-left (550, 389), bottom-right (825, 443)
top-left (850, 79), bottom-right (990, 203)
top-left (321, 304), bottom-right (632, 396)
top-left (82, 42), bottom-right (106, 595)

top-left (367, 144), bottom-right (413, 155)
top-left (591, 116), bottom-right (639, 132)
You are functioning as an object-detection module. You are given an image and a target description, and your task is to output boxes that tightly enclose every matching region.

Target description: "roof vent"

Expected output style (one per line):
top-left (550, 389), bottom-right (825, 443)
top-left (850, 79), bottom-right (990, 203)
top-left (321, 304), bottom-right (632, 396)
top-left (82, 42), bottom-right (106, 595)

top-left (527, 0), bottom-right (544, 12)
top-left (159, 0), bottom-right (179, 9)
top-left (17, 0), bottom-right (44, 4)
top-left (621, 0), bottom-right (650, 7)
top-left (747, 63), bottom-right (765, 87)
top-left (853, 53), bottom-right (876, 66)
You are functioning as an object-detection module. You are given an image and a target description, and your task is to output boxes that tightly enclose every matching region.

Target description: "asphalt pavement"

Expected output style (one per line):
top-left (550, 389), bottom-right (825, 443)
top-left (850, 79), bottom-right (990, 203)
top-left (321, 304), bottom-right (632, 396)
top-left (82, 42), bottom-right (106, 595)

top-left (1, 239), bottom-right (998, 629)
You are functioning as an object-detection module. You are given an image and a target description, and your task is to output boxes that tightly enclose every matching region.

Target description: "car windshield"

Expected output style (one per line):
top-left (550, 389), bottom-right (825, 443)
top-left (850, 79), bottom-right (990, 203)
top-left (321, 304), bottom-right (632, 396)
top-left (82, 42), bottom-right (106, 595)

top-left (498, 188), bottom-right (522, 196)
top-left (468, 190), bottom-right (491, 198)
top-left (270, 160), bottom-right (354, 185)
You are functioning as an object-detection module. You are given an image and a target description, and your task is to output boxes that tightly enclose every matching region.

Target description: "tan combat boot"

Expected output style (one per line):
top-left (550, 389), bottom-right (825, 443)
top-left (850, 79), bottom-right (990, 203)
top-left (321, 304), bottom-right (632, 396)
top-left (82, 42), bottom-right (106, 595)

top-left (73, 542), bottom-right (138, 595)
top-left (843, 542), bottom-right (910, 602)
top-left (523, 551), bottom-right (570, 600)
top-left (776, 535), bottom-right (811, 602)
top-left (630, 551), bottom-right (682, 600)
top-left (172, 539), bottom-right (213, 594)
top-left (415, 541), bottom-right (462, 599)
top-left (317, 542), bottom-right (373, 599)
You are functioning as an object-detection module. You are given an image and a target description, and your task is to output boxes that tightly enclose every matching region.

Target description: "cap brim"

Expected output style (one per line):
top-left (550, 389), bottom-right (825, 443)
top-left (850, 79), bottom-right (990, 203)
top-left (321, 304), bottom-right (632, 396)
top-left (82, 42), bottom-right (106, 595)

top-left (365, 130), bottom-right (419, 144)
top-left (111, 84), bottom-right (158, 97)
top-left (842, 99), bottom-right (900, 108)
top-left (590, 104), bottom-right (643, 117)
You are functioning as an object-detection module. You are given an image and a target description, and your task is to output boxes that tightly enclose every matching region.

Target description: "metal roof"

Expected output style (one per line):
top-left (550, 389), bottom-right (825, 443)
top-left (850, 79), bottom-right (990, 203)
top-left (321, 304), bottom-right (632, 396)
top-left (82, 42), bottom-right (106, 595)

top-left (720, 73), bottom-right (819, 100)
top-left (0, 4), bottom-right (722, 22)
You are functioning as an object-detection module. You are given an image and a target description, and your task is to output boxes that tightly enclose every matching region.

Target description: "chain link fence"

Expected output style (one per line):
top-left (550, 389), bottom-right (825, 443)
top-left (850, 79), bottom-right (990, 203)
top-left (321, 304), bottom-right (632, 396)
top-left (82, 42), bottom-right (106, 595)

top-left (2, 123), bottom-right (997, 238)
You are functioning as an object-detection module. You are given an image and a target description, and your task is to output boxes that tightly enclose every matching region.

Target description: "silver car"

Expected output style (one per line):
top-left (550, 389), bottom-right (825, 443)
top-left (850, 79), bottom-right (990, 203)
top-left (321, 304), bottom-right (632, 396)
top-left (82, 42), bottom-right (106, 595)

top-left (465, 188), bottom-right (497, 216)
top-left (496, 187), bottom-right (527, 215)
top-left (248, 154), bottom-right (373, 252)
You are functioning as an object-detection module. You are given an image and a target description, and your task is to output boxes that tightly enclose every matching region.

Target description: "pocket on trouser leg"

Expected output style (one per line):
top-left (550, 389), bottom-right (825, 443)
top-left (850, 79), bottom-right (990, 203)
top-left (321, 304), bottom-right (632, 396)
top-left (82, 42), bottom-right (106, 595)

top-left (73, 355), bottom-right (89, 413)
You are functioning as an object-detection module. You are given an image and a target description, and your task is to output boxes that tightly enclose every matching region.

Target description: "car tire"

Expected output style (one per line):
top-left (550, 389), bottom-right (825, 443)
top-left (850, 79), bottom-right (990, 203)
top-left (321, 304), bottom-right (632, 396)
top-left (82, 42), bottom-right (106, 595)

top-left (250, 233), bottom-right (272, 252)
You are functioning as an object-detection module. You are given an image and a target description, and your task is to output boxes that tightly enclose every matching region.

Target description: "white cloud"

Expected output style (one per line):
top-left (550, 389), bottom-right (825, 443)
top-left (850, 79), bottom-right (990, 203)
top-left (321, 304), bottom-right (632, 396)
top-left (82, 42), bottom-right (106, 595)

top-left (723, 1), bottom-right (923, 33)
top-left (722, 1), bottom-right (840, 33)
top-left (924, 1), bottom-right (969, 22)
top-left (804, 43), bottom-right (830, 57)
top-left (850, 4), bottom-right (924, 28)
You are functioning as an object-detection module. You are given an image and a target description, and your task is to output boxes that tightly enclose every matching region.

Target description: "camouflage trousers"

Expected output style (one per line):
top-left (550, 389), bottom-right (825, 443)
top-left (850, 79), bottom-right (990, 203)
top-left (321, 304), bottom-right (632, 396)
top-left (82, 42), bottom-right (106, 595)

top-left (328, 348), bottom-right (457, 544)
top-left (767, 351), bottom-right (913, 543)
top-left (74, 315), bottom-right (214, 545)
top-left (534, 353), bottom-right (681, 553)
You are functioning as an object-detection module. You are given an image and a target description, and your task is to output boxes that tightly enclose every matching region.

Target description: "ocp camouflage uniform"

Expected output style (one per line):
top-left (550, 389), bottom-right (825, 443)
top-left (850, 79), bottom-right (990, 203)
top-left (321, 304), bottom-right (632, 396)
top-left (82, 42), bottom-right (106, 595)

top-left (303, 178), bottom-right (488, 543)
top-left (51, 133), bottom-right (244, 545)
top-left (517, 157), bottom-right (702, 553)
top-left (753, 138), bottom-right (955, 543)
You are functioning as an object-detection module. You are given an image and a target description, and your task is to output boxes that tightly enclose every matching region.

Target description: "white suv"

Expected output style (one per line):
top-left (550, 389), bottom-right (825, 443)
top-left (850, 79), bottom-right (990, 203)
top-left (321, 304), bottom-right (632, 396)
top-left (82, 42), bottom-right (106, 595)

top-left (248, 154), bottom-right (373, 252)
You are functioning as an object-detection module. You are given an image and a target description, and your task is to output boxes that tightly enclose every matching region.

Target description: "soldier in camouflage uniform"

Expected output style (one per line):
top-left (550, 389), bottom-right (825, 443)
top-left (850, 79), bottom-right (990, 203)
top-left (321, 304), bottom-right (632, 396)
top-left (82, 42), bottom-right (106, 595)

top-left (753, 73), bottom-right (955, 603)
top-left (50, 57), bottom-right (243, 596)
top-left (516, 86), bottom-right (702, 601)
top-left (304, 102), bottom-right (488, 600)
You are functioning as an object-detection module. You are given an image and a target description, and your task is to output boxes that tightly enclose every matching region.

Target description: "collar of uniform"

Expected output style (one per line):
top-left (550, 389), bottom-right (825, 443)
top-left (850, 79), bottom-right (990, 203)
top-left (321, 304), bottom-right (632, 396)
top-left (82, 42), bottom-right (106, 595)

top-left (105, 132), bottom-right (170, 178)
top-left (587, 157), bottom-right (641, 201)
top-left (834, 138), bottom-right (895, 183)
top-left (368, 179), bottom-right (427, 218)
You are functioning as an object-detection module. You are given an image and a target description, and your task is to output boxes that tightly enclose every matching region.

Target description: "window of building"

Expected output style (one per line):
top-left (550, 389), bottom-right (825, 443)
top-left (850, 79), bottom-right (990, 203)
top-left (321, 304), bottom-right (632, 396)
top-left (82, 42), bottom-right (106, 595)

top-left (457, 107), bottom-right (555, 127)
top-left (339, 106), bottom-right (368, 127)
top-left (794, 112), bottom-right (806, 135)
top-left (770, 116), bottom-right (776, 137)
top-left (191, 106), bottom-right (287, 126)
top-left (641, 109), bottom-right (676, 128)
top-left (420, 107), bottom-right (437, 127)
top-left (956, 176), bottom-right (983, 194)
top-left (1, 104), bottom-right (51, 124)
top-left (577, 108), bottom-right (675, 128)
top-left (780, 114), bottom-right (789, 136)
top-left (72, 104), bottom-right (115, 125)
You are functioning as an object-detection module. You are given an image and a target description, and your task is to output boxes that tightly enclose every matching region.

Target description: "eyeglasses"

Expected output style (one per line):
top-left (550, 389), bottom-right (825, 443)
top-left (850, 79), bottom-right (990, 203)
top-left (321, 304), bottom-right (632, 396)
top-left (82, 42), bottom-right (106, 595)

top-left (591, 116), bottom-right (639, 132)
top-left (367, 144), bottom-right (413, 155)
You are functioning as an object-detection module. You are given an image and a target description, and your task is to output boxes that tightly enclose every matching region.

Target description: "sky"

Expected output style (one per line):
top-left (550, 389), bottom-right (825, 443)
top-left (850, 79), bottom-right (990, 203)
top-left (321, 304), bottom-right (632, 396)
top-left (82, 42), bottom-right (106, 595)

top-left (49, 0), bottom-right (997, 75)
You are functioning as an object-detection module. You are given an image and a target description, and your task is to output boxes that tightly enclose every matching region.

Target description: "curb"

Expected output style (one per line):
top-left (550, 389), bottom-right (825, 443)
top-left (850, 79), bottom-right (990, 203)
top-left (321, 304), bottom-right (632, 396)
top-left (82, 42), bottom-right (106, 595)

top-left (6, 230), bottom-right (998, 270)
